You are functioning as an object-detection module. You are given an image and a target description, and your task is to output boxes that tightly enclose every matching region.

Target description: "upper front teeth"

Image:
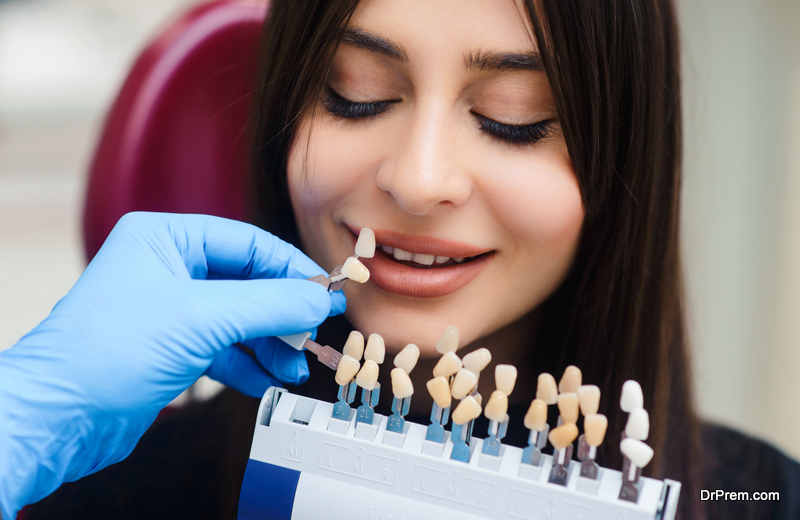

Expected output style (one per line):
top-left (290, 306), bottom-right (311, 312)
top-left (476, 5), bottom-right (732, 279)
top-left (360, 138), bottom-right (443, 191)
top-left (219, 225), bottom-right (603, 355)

top-left (382, 245), bottom-right (465, 264)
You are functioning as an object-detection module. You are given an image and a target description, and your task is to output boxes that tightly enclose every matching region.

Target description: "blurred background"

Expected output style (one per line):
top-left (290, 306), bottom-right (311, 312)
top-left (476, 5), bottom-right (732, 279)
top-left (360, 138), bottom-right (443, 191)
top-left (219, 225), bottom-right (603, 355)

top-left (0, 0), bottom-right (798, 457)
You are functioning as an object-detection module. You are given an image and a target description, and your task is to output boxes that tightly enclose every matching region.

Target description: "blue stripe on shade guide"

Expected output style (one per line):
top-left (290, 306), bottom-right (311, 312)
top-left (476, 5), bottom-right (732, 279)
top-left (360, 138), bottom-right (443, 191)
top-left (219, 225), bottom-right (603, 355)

top-left (237, 459), bottom-right (300, 520)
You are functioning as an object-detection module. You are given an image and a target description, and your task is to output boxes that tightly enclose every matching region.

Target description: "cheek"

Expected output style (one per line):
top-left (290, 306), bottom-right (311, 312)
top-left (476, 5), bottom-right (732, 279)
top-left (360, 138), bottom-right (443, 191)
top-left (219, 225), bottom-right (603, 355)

top-left (478, 145), bottom-right (584, 277)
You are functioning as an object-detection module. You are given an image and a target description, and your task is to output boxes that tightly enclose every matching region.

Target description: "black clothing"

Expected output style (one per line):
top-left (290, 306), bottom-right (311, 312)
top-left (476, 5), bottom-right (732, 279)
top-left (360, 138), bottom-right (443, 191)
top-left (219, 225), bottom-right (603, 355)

top-left (25, 389), bottom-right (800, 520)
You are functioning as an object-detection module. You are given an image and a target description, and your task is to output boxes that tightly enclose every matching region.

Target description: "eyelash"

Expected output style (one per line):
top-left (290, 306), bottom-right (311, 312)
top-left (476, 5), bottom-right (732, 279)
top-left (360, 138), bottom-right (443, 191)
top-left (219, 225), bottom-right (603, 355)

top-left (322, 89), bottom-right (554, 146)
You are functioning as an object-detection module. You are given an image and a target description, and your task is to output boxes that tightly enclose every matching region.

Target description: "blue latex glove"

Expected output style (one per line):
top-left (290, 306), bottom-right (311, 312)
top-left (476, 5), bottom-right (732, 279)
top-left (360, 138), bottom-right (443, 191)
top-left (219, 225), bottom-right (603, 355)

top-left (0, 212), bottom-right (345, 519)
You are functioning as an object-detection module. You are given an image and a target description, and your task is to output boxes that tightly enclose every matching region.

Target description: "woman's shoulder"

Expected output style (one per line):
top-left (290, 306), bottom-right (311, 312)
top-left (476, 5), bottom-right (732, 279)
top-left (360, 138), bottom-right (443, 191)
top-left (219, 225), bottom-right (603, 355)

top-left (701, 422), bottom-right (800, 520)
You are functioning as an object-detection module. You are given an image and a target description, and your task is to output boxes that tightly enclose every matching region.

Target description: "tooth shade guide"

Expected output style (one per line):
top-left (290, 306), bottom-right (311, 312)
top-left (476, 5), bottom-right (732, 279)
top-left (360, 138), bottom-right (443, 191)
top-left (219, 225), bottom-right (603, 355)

top-left (435, 326), bottom-right (460, 354)
top-left (364, 334), bottom-right (385, 364)
top-left (620, 380), bottom-right (644, 412)
top-left (355, 228), bottom-right (376, 258)
top-left (548, 423), bottom-right (579, 451)
top-left (484, 390), bottom-right (509, 422)
top-left (577, 384), bottom-right (601, 415)
top-left (355, 360), bottom-right (379, 390)
top-left (342, 331), bottom-right (365, 360)
top-left (620, 438), bottom-right (654, 468)
top-left (334, 354), bottom-right (361, 386)
top-left (524, 399), bottom-right (548, 431)
top-left (390, 368), bottom-right (414, 399)
top-left (536, 373), bottom-right (558, 405)
top-left (432, 351), bottom-right (462, 378)
top-left (450, 368), bottom-right (478, 399)
top-left (394, 343), bottom-right (420, 373)
top-left (584, 413), bottom-right (608, 447)
top-left (557, 392), bottom-right (579, 424)
top-left (494, 364), bottom-right (517, 396)
top-left (426, 376), bottom-right (452, 408)
top-left (461, 348), bottom-right (492, 374)
top-left (341, 256), bottom-right (370, 283)
top-left (558, 365), bottom-right (582, 394)
top-left (452, 395), bottom-right (482, 425)
top-left (625, 408), bottom-right (650, 440)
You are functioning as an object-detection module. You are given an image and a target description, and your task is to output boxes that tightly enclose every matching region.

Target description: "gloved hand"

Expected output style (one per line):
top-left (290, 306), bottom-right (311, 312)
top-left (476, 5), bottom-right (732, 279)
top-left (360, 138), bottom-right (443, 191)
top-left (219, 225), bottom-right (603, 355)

top-left (0, 212), bottom-right (346, 519)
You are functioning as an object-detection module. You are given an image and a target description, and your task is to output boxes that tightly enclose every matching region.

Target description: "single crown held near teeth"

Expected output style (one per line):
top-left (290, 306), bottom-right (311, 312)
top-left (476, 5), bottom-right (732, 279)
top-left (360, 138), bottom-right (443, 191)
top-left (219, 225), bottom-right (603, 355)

top-left (355, 228), bottom-right (376, 258)
top-left (341, 257), bottom-right (370, 284)
top-left (433, 351), bottom-right (462, 378)
top-left (342, 330), bottom-right (365, 361)
top-left (559, 365), bottom-right (582, 394)
top-left (536, 373), bottom-right (559, 405)
top-left (462, 348), bottom-right (492, 374)
top-left (435, 326), bottom-right (460, 354)
top-left (394, 343), bottom-right (420, 373)
top-left (578, 384), bottom-right (601, 415)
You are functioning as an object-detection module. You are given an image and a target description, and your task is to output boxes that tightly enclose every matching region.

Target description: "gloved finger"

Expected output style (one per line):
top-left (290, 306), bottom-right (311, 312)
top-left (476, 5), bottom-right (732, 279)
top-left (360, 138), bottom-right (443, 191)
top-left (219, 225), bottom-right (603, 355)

top-left (243, 336), bottom-right (310, 385)
top-left (330, 290), bottom-right (347, 317)
top-left (205, 346), bottom-right (282, 398)
top-left (177, 214), bottom-right (329, 281)
top-left (182, 278), bottom-right (331, 350)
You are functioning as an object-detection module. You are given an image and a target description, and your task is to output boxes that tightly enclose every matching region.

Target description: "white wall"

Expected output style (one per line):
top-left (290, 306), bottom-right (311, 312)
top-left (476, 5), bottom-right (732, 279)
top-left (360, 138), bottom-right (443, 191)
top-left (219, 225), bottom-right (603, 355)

top-left (680, 0), bottom-right (800, 457)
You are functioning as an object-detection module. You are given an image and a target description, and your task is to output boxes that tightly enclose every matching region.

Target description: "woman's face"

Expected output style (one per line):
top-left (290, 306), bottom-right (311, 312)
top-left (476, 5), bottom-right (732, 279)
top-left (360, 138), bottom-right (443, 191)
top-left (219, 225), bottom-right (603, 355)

top-left (288, 0), bottom-right (583, 357)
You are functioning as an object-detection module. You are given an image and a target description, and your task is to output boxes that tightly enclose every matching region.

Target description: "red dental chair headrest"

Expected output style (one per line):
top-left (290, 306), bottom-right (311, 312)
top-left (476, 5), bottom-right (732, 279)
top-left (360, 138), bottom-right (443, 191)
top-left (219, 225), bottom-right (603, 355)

top-left (82, 0), bottom-right (268, 261)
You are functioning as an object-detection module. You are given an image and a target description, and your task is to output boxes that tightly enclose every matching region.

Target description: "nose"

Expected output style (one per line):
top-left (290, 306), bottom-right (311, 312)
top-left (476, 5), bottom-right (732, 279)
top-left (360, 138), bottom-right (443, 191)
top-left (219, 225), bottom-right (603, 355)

top-left (375, 103), bottom-right (472, 216)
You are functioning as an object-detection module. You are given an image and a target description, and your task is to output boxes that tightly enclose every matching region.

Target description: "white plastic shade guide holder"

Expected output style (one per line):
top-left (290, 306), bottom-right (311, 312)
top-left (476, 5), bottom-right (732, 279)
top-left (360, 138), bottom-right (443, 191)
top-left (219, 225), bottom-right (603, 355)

top-left (238, 388), bottom-right (681, 520)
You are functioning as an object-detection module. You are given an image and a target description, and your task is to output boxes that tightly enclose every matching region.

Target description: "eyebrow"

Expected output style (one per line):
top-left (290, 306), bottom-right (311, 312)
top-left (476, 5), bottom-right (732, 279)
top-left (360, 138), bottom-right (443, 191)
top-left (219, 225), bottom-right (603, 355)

top-left (340, 28), bottom-right (542, 73)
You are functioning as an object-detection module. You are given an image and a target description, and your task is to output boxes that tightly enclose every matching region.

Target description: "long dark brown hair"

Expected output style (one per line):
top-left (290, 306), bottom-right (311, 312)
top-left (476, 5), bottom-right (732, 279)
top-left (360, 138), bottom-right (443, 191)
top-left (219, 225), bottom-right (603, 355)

top-left (249, 0), bottom-right (702, 518)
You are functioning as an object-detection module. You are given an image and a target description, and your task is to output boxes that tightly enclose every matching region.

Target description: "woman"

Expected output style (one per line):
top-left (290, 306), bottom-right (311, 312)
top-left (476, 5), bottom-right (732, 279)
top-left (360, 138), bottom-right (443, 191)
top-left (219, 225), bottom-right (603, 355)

top-left (20, 0), bottom-right (800, 519)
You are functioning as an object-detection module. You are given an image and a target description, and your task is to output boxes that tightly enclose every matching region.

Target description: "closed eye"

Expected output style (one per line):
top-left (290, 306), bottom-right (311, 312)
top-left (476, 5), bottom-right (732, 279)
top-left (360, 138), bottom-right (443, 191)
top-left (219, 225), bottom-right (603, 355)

top-left (321, 88), bottom-right (555, 146)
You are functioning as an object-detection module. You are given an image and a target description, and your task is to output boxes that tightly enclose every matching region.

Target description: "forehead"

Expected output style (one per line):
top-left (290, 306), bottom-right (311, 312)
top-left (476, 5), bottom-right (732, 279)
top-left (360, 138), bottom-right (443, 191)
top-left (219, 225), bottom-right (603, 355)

top-left (349, 0), bottom-right (537, 59)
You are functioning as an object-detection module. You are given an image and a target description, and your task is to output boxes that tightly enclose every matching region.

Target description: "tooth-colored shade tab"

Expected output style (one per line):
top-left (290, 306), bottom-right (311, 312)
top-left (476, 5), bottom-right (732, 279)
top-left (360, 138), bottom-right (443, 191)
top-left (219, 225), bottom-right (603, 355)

top-left (342, 330), bottom-right (365, 360)
top-left (620, 438), bottom-right (654, 468)
top-left (435, 326), bottom-right (460, 354)
top-left (450, 368), bottom-right (478, 399)
top-left (495, 364), bottom-right (517, 396)
top-left (427, 377), bottom-right (452, 408)
top-left (524, 399), bottom-right (548, 431)
top-left (620, 380), bottom-right (644, 412)
top-left (355, 228), bottom-right (376, 258)
top-left (625, 408), bottom-right (650, 440)
top-left (473, 393), bottom-right (482, 406)
top-left (536, 373), bottom-right (558, 405)
top-left (548, 423), bottom-right (579, 451)
top-left (584, 413), bottom-right (608, 447)
top-left (452, 395), bottom-right (482, 425)
top-left (364, 334), bottom-right (385, 364)
top-left (355, 360), bottom-right (379, 390)
top-left (394, 343), bottom-right (420, 373)
top-left (433, 351), bottom-right (462, 378)
top-left (341, 256), bottom-right (370, 283)
top-left (334, 354), bottom-right (360, 386)
top-left (462, 348), bottom-right (492, 374)
top-left (391, 368), bottom-right (414, 399)
top-left (557, 393), bottom-right (580, 424)
top-left (558, 365), bottom-right (582, 394)
top-left (484, 390), bottom-right (509, 422)
top-left (578, 384), bottom-right (601, 415)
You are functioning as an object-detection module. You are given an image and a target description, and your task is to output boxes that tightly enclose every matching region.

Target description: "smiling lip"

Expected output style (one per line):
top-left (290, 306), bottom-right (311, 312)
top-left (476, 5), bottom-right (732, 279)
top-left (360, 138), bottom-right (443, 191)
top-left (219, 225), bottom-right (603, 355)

top-left (347, 226), bottom-right (495, 298)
